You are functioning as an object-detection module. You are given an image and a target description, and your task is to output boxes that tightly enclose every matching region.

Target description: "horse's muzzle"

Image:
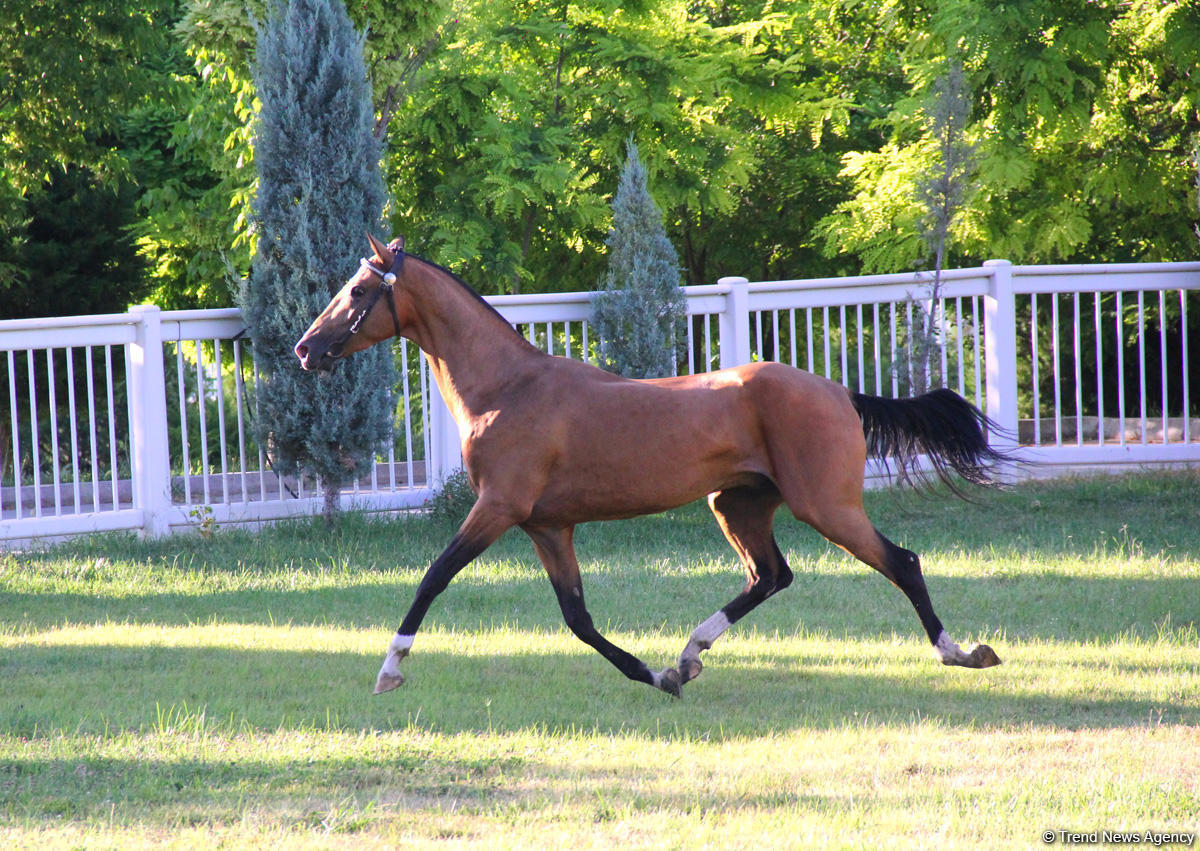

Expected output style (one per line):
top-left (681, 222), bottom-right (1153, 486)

top-left (294, 337), bottom-right (341, 372)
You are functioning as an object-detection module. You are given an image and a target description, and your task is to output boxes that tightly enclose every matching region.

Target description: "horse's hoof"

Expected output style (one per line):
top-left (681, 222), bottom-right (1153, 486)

top-left (373, 670), bottom-right (405, 694)
top-left (655, 668), bottom-right (683, 698)
top-left (967, 644), bottom-right (1002, 668)
top-left (678, 657), bottom-right (703, 684)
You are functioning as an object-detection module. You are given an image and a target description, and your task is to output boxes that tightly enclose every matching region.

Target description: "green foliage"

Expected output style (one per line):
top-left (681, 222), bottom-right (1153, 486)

top-left (0, 168), bottom-right (150, 319)
top-left (667, 0), bottom-right (881, 282)
top-left (592, 141), bottom-right (686, 378)
top-left (0, 0), bottom-right (177, 315)
top-left (915, 61), bottom-right (977, 272)
top-left (385, 0), bottom-right (837, 291)
top-left (239, 0), bottom-right (394, 515)
top-left (819, 0), bottom-right (1200, 270)
top-left (425, 467), bottom-right (478, 527)
top-left (1194, 142), bottom-right (1200, 249)
top-left (129, 0), bottom-right (451, 309)
top-left (3, 0), bottom-right (1198, 320)
top-left (0, 1), bottom-right (177, 199)
top-left (126, 0), bottom-right (261, 309)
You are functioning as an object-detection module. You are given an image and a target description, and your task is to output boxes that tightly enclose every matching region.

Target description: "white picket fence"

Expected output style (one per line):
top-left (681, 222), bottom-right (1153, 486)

top-left (2, 260), bottom-right (1197, 544)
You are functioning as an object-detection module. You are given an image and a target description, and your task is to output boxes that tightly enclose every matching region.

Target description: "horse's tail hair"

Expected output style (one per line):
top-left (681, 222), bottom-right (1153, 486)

top-left (850, 388), bottom-right (1011, 494)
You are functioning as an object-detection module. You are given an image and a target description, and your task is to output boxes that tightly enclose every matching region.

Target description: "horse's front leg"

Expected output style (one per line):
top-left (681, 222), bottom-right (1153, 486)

top-left (524, 525), bottom-right (683, 698)
top-left (374, 497), bottom-right (515, 694)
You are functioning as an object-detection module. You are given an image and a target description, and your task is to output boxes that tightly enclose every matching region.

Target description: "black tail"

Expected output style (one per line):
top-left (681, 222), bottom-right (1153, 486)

top-left (851, 388), bottom-right (1010, 493)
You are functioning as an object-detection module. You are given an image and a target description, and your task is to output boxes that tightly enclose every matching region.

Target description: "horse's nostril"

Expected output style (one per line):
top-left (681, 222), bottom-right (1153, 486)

top-left (295, 343), bottom-right (309, 360)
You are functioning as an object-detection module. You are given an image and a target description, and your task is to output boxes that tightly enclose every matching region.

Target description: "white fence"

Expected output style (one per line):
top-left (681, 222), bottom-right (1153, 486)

top-left (2, 260), bottom-right (1197, 544)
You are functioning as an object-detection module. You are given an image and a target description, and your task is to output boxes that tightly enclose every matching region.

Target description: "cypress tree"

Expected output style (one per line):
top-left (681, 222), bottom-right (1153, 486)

top-left (909, 59), bottom-right (977, 394)
top-left (592, 141), bottom-right (686, 379)
top-left (240, 0), bottom-right (393, 526)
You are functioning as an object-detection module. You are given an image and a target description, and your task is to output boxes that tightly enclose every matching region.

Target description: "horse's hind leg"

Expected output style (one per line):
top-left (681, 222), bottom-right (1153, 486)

top-left (876, 530), bottom-right (1001, 667)
top-left (678, 484), bottom-right (791, 685)
top-left (802, 502), bottom-right (1000, 669)
top-left (524, 524), bottom-right (682, 697)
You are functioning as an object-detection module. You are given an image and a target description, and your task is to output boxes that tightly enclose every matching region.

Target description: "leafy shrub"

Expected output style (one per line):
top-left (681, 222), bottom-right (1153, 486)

top-left (426, 468), bottom-right (477, 526)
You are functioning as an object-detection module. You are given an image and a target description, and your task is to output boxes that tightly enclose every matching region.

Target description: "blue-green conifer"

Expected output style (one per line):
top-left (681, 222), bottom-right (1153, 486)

top-left (240, 0), bottom-right (393, 524)
top-left (592, 141), bottom-right (686, 379)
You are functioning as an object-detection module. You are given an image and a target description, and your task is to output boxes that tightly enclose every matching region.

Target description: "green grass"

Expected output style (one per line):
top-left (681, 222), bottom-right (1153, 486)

top-left (2, 472), bottom-right (1198, 848)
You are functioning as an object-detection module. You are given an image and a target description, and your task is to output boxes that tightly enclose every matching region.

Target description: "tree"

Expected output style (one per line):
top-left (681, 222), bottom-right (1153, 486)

top-left (1194, 142), bottom-right (1200, 250)
top-left (0, 0), bottom-right (176, 315)
top-left (0, 168), bottom-right (149, 319)
top-left (0, 1), bottom-right (176, 204)
top-left (159, 0), bottom-right (886, 298)
top-left (592, 141), bottom-right (686, 378)
top-left (240, 0), bottom-right (394, 526)
top-left (667, 0), bottom-right (899, 284)
top-left (9, 0), bottom-right (1195, 323)
top-left (385, 0), bottom-right (843, 292)
top-left (907, 59), bottom-right (978, 394)
top-left (126, 0), bottom-right (260, 310)
top-left (818, 0), bottom-right (1200, 271)
top-left (131, 0), bottom-right (451, 309)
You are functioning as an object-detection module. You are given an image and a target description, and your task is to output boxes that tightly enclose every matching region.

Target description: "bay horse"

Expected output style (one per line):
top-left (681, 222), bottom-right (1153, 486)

top-left (295, 235), bottom-right (1003, 698)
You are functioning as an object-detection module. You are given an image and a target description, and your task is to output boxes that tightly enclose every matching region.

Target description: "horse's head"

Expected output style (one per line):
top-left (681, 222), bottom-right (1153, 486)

top-left (295, 234), bottom-right (408, 372)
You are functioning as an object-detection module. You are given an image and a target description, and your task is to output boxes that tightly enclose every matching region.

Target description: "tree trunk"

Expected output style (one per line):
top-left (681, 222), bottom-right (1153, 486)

top-left (323, 481), bottom-right (340, 529)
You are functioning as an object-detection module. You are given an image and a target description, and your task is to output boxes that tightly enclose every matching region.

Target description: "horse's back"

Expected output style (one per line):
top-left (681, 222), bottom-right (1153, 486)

top-left (501, 358), bottom-right (863, 524)
top-left (535, 356), bottom-right (861, 458)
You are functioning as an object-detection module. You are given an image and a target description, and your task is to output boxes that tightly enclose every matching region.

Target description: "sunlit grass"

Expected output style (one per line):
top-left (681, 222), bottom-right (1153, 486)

top-left (2, 472), bottom-right (1198, 847)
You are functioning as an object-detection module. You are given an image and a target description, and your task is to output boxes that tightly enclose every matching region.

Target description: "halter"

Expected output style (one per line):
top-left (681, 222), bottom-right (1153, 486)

top-left (339, 249), bottom-right (405, 347)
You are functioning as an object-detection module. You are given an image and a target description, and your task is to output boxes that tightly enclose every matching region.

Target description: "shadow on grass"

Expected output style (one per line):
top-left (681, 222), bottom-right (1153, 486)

top-left (2, 641), bottom-right (1196, 742)
top-left (14, 469), bottom-right (1200, 572)
top-left (0, 738), bottom-right (985, 831)
top-left (0, 742), bottom-right (527, 827)
top-left (4, 569), bottom-right (1197, 645)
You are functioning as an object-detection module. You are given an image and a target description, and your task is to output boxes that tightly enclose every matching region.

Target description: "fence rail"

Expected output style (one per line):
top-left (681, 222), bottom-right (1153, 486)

top-left (3, 260), bottom-right (1198, 545)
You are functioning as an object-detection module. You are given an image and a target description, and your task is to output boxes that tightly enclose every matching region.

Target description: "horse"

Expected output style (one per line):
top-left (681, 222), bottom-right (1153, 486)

top-left (294, 234), bottom-right (1004, 698)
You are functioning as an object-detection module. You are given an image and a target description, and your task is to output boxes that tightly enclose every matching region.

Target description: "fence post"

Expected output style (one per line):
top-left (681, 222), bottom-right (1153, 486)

top-left (718, 276), bottom-right (751, 369)
top-left (982, 260), bottom-right (1020, 449)
top-left (128, 305), bottom-right (172, 537)
top-left (427, 381), bottom-right (463, 488)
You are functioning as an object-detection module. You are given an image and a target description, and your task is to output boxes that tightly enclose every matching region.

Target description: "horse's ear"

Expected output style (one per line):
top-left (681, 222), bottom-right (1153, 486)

top-left (387, 236), bottom-right (405, 253)
top-left (366, 232), bottom-right (391, 261)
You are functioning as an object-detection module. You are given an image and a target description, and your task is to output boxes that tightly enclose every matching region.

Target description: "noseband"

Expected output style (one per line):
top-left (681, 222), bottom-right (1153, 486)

top-left (336, 249), bottom-right (405, 350)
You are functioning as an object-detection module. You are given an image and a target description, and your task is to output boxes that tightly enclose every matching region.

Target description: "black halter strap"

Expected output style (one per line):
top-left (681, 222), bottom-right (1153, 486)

top-left (342, 249), bottom-right (405, 344)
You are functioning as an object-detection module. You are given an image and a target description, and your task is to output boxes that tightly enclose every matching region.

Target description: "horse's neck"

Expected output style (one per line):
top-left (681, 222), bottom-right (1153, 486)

top-left (405, 263), bottom-right (539, 420)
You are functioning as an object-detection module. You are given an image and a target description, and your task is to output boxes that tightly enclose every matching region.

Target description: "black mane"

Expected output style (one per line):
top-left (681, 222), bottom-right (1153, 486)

top-left (405, 252), bottom-right (531, 344)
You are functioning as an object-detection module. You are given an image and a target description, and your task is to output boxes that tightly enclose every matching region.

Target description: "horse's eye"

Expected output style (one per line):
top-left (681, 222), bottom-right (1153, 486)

top-left (350, 285), bottom-right (364, 299)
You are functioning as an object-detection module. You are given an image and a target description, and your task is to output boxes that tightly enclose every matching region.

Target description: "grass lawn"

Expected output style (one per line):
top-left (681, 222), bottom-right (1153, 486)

top-left (1, 471), bottom-right (1198, 848)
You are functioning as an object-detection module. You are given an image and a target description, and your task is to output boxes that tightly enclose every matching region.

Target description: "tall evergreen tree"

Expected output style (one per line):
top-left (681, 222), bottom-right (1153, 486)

top-left (592, 141), bottom-right (686, 379)
top-left (907, 59), bottom-right (978, 394)
top-left (240, 0), bottom-right (393, 525)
